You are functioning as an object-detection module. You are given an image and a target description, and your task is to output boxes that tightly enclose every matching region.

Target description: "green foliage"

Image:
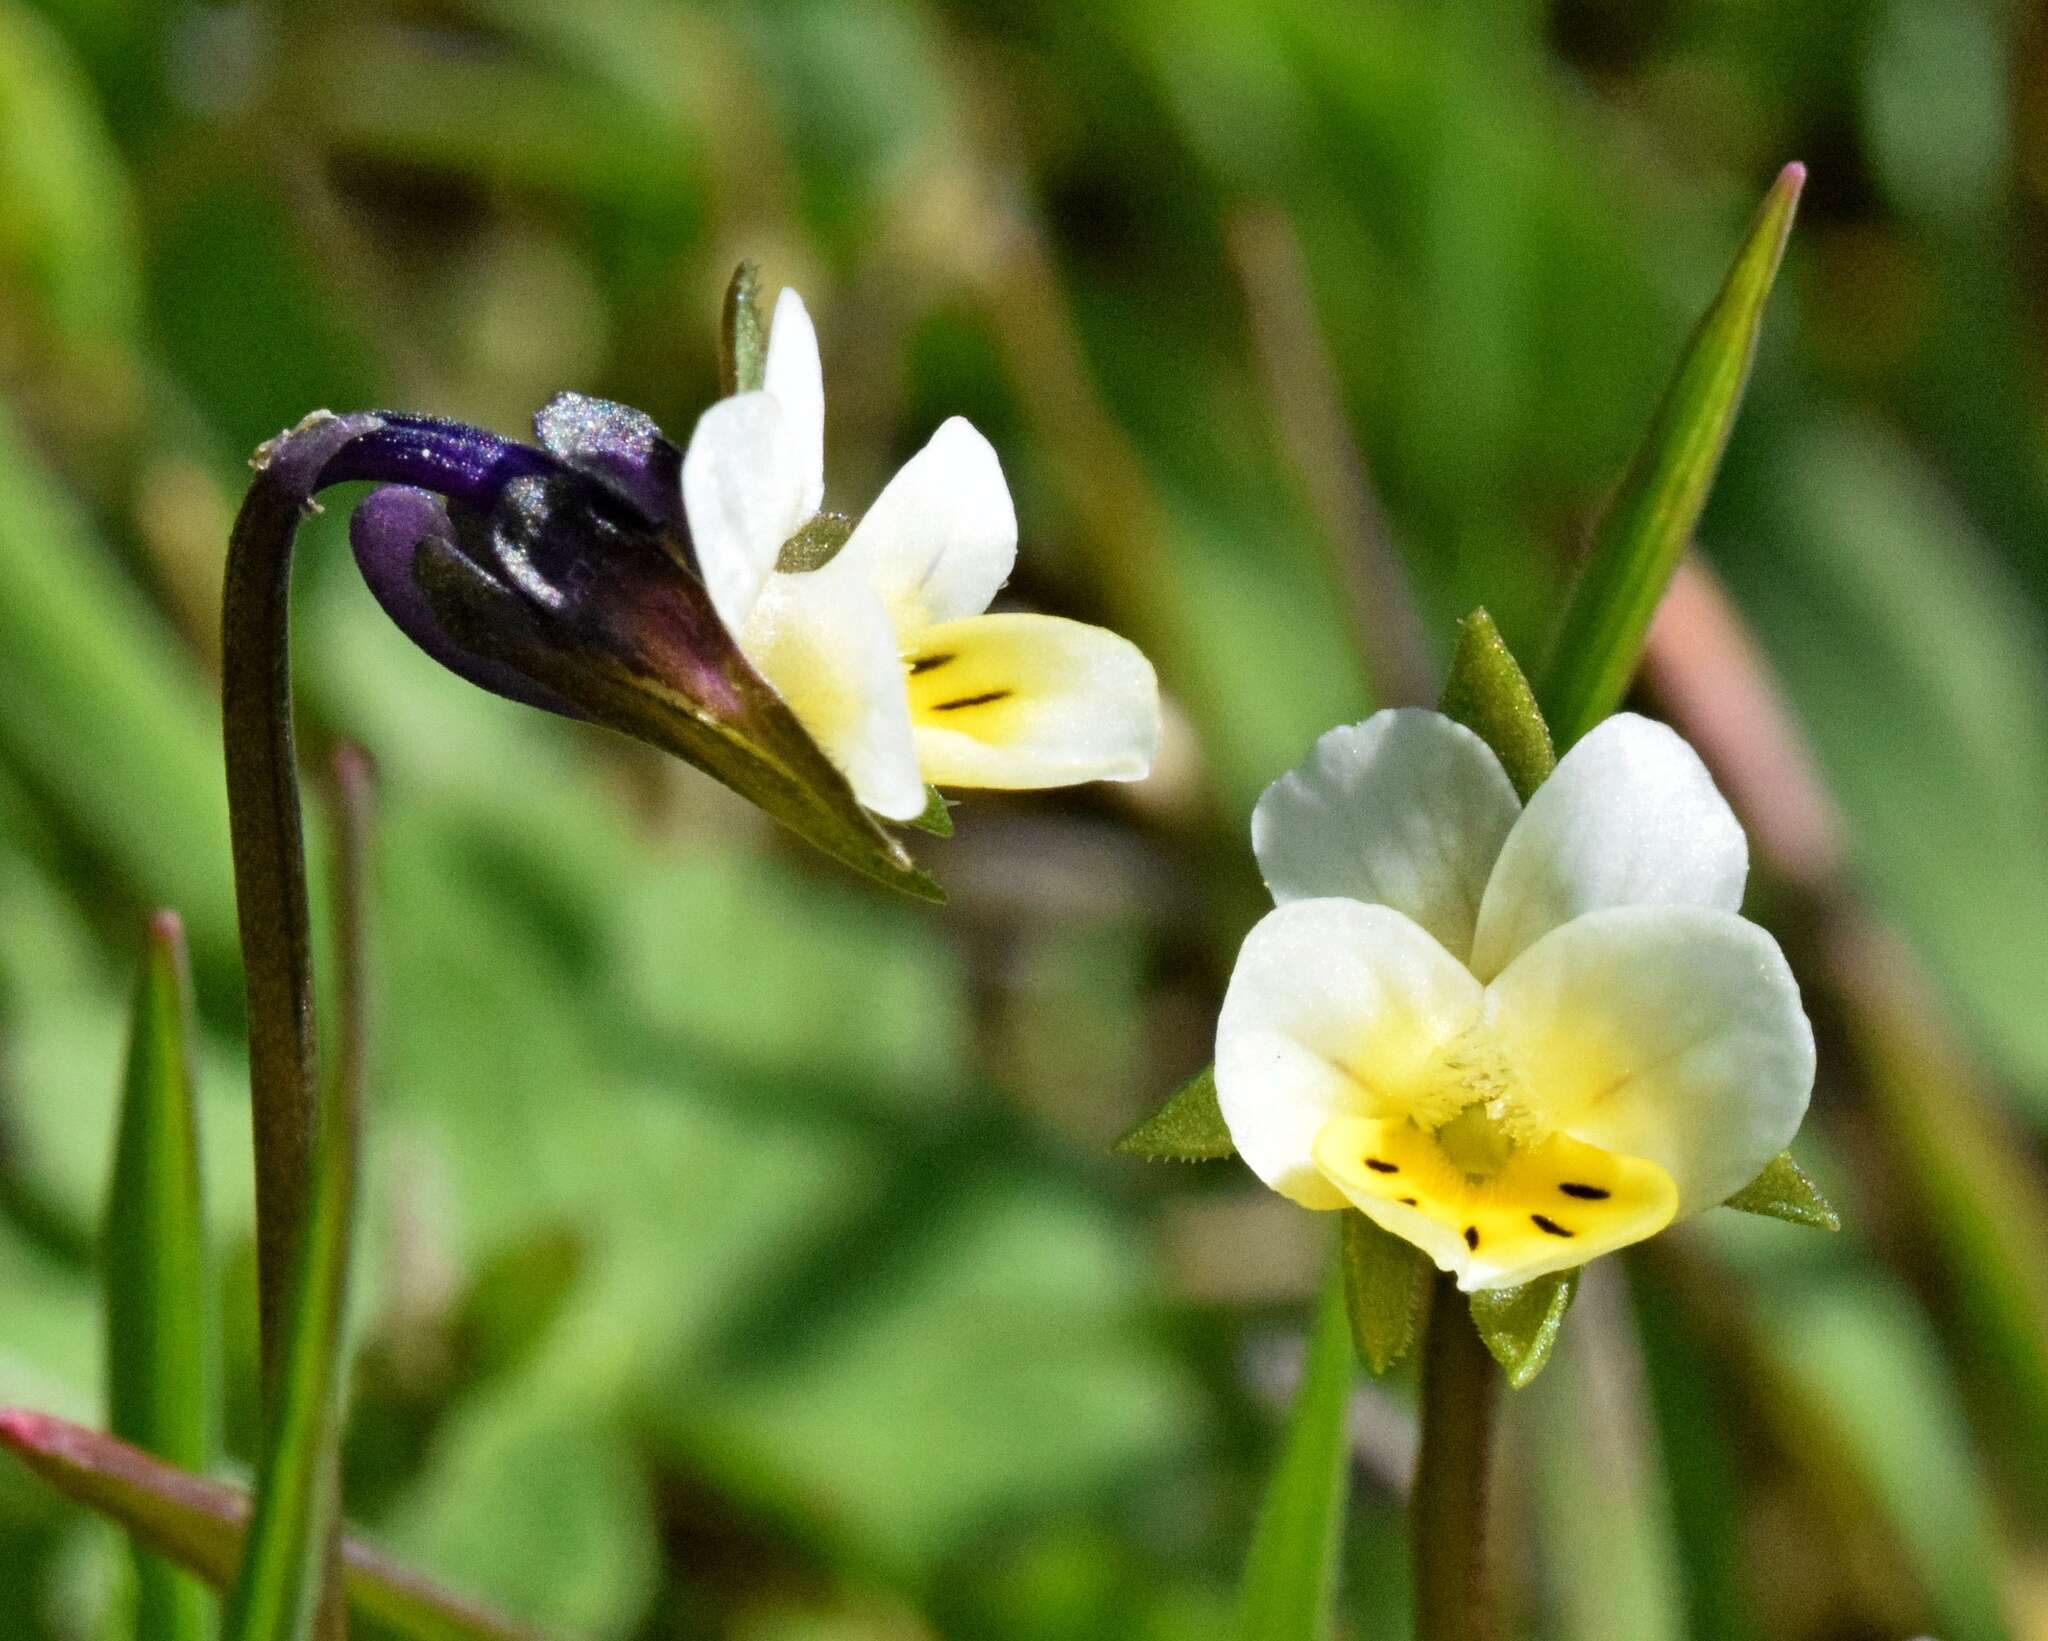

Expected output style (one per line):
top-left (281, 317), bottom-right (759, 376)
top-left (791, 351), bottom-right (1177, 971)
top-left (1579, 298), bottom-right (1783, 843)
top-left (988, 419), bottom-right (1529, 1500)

top-left (1469, 1272), bottom-right (1580, 1390)
top-left (0, 3), bottom-right (2040, 1637)
top-left (1114, 1066), bottom-right (1234, 1161)
top-left (1539, 166), bottom-right (1803, 750)
top-left (1235, 1262), bottom-right (1353, 1640)
top-left (1723, 1153), bottom-right (1840, 1232)
top-left (104, 912), bottom-right (213, 1641)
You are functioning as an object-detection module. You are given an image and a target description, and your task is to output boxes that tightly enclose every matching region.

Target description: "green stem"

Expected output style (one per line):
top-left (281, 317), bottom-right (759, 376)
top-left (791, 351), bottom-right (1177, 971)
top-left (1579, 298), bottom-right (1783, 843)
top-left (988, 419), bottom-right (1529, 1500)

top-left (1412, 1276), bottom-right (1501, 1641)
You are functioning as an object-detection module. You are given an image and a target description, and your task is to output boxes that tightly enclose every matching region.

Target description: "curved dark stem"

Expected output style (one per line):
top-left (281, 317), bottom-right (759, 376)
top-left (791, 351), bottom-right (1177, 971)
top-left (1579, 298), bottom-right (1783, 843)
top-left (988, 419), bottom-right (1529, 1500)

top-left (221, 413), bottom-right (386, 1387)
top-left (1412, 1276), bottom-right (1501, 1641)
top-left (222, 415), bottom-right (395, 1641)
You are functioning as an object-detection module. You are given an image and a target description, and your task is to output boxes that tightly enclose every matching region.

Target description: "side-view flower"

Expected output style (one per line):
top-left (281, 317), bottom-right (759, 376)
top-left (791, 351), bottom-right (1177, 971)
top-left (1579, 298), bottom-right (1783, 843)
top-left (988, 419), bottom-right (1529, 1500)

top-left (335, 272), bottom-right (1159, 890)
top-left (1216, 708), bottom-right (1815, 1291)
top-left (681, 287), bottom-right (1159, 820)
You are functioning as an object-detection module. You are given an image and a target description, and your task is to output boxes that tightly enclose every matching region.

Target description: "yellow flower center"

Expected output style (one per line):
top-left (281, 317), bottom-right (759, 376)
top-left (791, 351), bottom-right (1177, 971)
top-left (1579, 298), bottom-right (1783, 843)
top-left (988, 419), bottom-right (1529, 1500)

top-left (1310, 1022), bottom-right (1680, 1287)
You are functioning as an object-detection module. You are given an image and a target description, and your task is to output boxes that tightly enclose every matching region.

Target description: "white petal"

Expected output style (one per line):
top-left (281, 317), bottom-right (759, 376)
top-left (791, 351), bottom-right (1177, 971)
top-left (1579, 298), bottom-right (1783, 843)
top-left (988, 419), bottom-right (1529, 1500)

top-left (1252, 710), bottom-right (1521, 964)
top-left (1483, 904), bottom-right (1814, 1215)
top-left (835, 418), bottom-right (1016, 630)
top-left (906, 613), bottom-right (1158, 790)
top-left (763, 288), bottom-right (825, 516)
top-left (1468, 713), bottom-right (1748, 980)
top-left (740, 563), bottom-right (924, 821)
top-left (1215, 900), bottom-right (1483, 1209)
top-left (681, 393), bottom-right (811, 635)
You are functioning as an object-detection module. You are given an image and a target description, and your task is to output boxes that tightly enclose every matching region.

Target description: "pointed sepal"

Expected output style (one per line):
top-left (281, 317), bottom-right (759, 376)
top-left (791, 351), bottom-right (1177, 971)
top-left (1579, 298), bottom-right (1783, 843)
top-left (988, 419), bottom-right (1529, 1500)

top-left (1439, 608), bottom-right (1555, 800)
top-left (1341, 1210), bottom-right (1432, 1374)
top-left (1115, 1065), bottom-right (1235, 1161)
top-left (1469, 1268), bottom-right (1581, 1389)
top-left (1722, 1151), bottom-right (1840, 1231)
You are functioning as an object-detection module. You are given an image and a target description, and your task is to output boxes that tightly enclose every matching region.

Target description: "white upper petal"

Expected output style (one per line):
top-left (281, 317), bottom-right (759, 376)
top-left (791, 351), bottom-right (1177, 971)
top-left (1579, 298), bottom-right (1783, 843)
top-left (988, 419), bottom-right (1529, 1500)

top-left (1483, 904), bottom-right (1814, 1215)
top-left (1215, 899), bottom-right (1483, 1209)
top-left (681, 392), bottom-right (812, 635)
top-left (739, 561), bottom-right (925, 821)
top-left (1251, 710), bottom-right (1522, 964)
top-left (834, 418), bottom-right (1017, 631)
top-left (762, 287), bottom-right (826, 516)
top-left (1468, 713), bottom-right (1748, 981)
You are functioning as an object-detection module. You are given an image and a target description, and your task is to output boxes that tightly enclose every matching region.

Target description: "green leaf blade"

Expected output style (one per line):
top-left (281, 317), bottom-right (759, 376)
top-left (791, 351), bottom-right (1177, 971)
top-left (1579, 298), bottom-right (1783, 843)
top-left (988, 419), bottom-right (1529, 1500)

top-left (1236, 1261), bottom-right (1354, 1639)
top-left (1470, 1269), bottom-right (1581, 1389)
top-left (1340, 1210), bottom-right (1431, 1374)
top-left (1723, 1151), bottom-right (1840, 1231)
top-left (1115, 1065), bottom-right (1235, 1160)
top-left (0, 1411), bottom-right (550, 1641)
top-left (1540, 164), bottom-right (1804, 750)
top-left (105, 911), bottom-right (214, 1641)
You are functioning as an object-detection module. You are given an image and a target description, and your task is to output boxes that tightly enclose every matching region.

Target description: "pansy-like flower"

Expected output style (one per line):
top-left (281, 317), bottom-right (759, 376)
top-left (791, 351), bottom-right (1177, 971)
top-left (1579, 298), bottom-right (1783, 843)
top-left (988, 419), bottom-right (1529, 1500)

top-left (1216, 709), bottom-right (1814, 1291)
top-left (679, 289), bottom-right (1159, 821)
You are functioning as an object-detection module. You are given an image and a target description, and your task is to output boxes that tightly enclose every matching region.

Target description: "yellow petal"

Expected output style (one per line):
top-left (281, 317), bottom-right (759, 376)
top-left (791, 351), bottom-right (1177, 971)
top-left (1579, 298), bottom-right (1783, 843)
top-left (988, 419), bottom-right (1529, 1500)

top-left (1313, 1114), bottom-right (1677, 1291)
top-left (906, 612), bottom-right (1158, 791)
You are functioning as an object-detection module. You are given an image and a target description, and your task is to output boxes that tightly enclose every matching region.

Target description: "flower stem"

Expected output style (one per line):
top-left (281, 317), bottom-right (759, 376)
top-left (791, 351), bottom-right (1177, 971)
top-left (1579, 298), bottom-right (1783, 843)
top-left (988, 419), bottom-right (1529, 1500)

top-left (1411, 1275), bottom-right (1501, 1641)
top-left (221, 414), bottom-right (380, 1390)
top-left (220, 413), bottom-right (385, 1641)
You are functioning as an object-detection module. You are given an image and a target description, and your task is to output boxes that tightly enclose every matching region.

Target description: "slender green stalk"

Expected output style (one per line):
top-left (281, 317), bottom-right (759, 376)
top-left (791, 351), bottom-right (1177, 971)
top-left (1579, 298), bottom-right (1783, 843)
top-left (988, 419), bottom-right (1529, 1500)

top-left (1412, 1277), bottom-right (1501, 1641)
top-left (219, 749), bottom-right (374, 1641)
top-left (105, 910), bottom-right (213, 1641)
top-left (1236, 1256), bottom-right (1355, 1639)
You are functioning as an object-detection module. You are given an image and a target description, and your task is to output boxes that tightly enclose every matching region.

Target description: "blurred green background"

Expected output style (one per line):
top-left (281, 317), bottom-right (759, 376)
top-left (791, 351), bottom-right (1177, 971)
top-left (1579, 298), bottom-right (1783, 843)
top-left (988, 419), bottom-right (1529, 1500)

top-left (2, 0), bottom-right (2047, 1637)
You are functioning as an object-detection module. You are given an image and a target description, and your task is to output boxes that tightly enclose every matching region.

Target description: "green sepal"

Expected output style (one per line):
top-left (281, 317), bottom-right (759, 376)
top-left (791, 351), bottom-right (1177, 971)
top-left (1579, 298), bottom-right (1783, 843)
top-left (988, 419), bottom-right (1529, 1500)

top-left (777, 512), bottom-right (854, 573)
top-left (1438, 608), bottom-right (1556, 800)
top-left (907, 786), bottom-right (954, 837)
top-left (720, 260), bottom-right (767, 397)
top-left (1469, 1268), bottom-right (1581, 1389)
top-left (1114, 1065), bottom-right (1235, 1161)
top-left (1722, 1151), bottom-right (1840, 1231)
top-left (1539, 164), bottom-right (1804, 750)
top-left (1235, 1261), bottom-right (1353, 1639)
top-left (1340, 1210), bottom-right (1431, 1374)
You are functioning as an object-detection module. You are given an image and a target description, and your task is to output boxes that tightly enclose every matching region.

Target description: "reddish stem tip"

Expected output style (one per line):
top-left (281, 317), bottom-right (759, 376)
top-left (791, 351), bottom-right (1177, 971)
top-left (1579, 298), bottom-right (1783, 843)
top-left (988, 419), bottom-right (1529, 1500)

top-left (0, 1407), bottom-right (53, 1450)
top-left (146, 908), bottom-right (186, 947)
top-left (1777, 160), bottom-right (1807, 194)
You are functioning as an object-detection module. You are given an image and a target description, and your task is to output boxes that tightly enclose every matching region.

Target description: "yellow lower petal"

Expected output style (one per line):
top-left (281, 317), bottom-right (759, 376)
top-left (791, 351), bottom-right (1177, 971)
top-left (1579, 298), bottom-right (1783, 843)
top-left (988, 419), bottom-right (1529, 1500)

top-left (904, 612), bottom-right (1157, 791)
top-left (1313, 1114), bottom-right (1677, 1290)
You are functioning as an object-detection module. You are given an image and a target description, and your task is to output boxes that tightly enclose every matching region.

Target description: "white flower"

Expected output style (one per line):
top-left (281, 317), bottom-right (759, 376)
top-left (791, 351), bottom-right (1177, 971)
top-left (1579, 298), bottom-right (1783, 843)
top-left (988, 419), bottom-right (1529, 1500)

top-left (1215, 710), bottom-right (1814, 1291)
top-left (679, 288), bottom-right (1160, 821)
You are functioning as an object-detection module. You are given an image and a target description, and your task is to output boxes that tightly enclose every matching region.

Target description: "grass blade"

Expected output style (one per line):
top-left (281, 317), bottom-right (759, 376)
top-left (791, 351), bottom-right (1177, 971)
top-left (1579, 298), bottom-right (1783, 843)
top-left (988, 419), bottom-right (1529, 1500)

top-left (1236, 1257), bottom-right (1354, 1639)
top-left (105, 910), bottom-right (214, 1641)
top-left (220, 752), bottom-right (375, 1641)
top-left (0, 1411), bottom-right (551, 1641)
top-left (1539, 165), bottom-right (1804, 749)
